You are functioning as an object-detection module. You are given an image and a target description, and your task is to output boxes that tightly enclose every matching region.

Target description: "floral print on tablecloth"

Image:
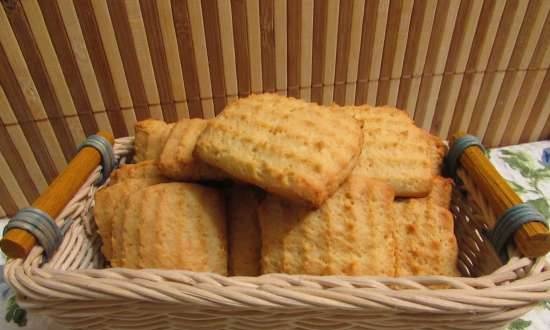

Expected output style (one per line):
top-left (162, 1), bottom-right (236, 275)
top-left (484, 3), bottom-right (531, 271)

top-left (488, 141), bottom-right (550, 330)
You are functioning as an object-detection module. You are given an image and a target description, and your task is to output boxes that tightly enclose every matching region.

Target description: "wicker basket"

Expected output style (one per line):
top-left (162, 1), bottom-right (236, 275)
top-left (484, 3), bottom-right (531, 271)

top-left (4, 136), bottom-right (550, 330)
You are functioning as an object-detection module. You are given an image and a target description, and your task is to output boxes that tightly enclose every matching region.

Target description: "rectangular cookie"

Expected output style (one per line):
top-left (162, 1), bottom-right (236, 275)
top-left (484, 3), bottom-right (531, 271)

top-left (94, 177), bottom-right (165, 263)
top-left (226, 185), bottom-right (264, 276)
top-left (134, 119), bottom-right (173, 162)
top-left (340, 105), bottom-right (444, 197)
top-left (158, 119), bottom-right (226, 181)
top-left (393, 180), bottom-right (459, 277)
top-left (259, 176), bottom-right (395, 276)
top-left (196, 94), bottom-right (363, 206)
top-left (136, 182), bottom-right (227, 274)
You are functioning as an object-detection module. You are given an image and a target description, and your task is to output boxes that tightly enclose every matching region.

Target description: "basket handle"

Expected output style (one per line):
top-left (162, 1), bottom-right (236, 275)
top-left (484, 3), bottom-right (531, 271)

top-left (451, 132), bottom-right (550, 257)
top-left (0, 131), bottom-right (114, 259)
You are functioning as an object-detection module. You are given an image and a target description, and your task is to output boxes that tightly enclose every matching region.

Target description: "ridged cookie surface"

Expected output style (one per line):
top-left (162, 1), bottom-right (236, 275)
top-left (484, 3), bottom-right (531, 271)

top-left (226, 185), bottom-right (264, 276)
top-left (259, 176), bottom-right (395, 276)
top-left (341, 105), bottom-right (444, 197)
top-left (393, 179), bottom-right (459, 277)
top-left (159, 119), bottom-right (226, 181)
top-left (196, 94), bottom-right (363, 206)
top-left (134, 119), bottom-right (173, 162)
top-left (109, 160), bottom-right (166, 185)
top-left (136, 183), bottom-right (227, 273)
top-left (95, 177), bottom-right (165, 263)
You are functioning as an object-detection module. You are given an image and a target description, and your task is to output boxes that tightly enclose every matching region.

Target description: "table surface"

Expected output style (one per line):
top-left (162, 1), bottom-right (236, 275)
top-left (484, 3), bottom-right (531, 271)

top-left (0, 140), bottom-right (549, 330)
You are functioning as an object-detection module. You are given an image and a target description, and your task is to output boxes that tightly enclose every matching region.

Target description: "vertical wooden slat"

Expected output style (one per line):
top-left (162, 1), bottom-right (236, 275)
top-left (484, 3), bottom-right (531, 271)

top-left (260, 0), bottom-right (276, 93)
top-left (431, 0), bottom-right (483, 138)
top-left (287, 0), bottom-right (301, 98)
top-left (127, 0), bottom-right (161, 109)
top-left (6, 124), bottom-right (47, 193)
top-left (310, 0), bottom-right (328, 104)
top-left (187, 0), bottom-right (215, 118)
top-left (413, 0), bottom-right (459, 130)
top-left (231, 0), bottom-right (251, 97)
top-left (397, 0), bottom-right (436, 116)
top-left (89, 0), bottom-right (133, 109)
top-left (322, 0), bottom-right (340, 105)
top-left (395, 0), bottom-right (426, 100)
top-left (156, 0), bottom-right (187, 105)
top-left (0, 172), bottom-right (18, 216)
top-left (0, 42), bottom-right (58, 183)
top-left (201, 0), bottom-right (227, 114)
top-left (107, 1), bottom-right (150, 120)
top-left (172, 0), bottom-right (203, 118)
top-left (140, 0), bottom-right (177, 122)
top-left (520, 69), bottom-right (550, 143)
top-left (333, 0), bottom-right (353, 105)
top-left (0, 123), bottom-right (39, 204)
top-left (365, 0), bottom-right (389, 105)
top-left (508, 0), bottom-right (550, 71)
top-left (246, 0), bottom-right (263, 93)
top-left (274, 0), bottom-right (287, 95)
top-left (448, 0), bottom-right (506, 135)
top-left (300, 0), bottom-right (313, 101)
top-left (3, 1), bottom-right (76, 160)
top-left (0, 151), bottom-right (29, 209)
top-left (344, 0), bottom-right (365, 105)
top-left (501, 69), bottom-right (548, 146)
top-left (355, 0), bottom-right (378, 105)
top-left (499, 22), bottom-right (550, 146)
top-left (386, 0), bottom-right (413, 106)
top-left (93, 111), bottom-right (114, 134)
top-left (486, 4), bottom-right (550, 145)
top-left (376, 0), bottom-right (403, 106)
top-left (217, 0), bottom-right (238, 100)
top-left (468, 0), bottom-right (529, 139)
top-left (23, 0), bottom-right (87, 148)
top-left (175, 102), bottom-right (190, 119)
top-left (0, 86), bottom-right (17, 125)
top-left (56, 0), bottom-right (106, 115)
top-left (74, 0), bottom-right (127, 136)
top-left (38, 0), bottom-right (98, 136)
top-left (484, 71), bottom-right (527, 147)
top-left (502, 25), bottom-right (550, 145)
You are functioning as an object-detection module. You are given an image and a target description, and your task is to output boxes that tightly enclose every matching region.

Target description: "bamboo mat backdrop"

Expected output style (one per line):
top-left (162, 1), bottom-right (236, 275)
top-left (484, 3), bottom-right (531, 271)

top-left (0, 0), bottom-right (548, 218)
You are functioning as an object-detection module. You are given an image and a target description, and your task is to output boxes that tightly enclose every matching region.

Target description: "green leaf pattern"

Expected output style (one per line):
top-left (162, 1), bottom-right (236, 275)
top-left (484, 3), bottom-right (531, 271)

top-left (489, 142), bottom-right (550, 330)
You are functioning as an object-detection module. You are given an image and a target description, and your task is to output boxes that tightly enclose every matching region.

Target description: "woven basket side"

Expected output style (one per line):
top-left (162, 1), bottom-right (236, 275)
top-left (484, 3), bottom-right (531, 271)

top-left (4, 138), bottom-right (550, 330)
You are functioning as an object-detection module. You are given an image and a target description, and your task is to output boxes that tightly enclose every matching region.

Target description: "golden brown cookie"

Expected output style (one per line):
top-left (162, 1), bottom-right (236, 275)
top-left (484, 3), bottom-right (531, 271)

top-left (136, 183), bottom-right (227, 274)
top-left (158, 119), bottom-right (226, 181)
top-left (393, 188), bottom-right (459, 277)
top-left (259, 176), bottom-right (395, 276)
top-left (340, 105), bottom-right (444, 197)
top-left (95, 177), bottom-right (166, 262)
top-left (134, 119), bottom-right (173, 162)
top-left (196, 94), bottom-right (363, 206)
top-left (109, 160), bottom-right (166, 185)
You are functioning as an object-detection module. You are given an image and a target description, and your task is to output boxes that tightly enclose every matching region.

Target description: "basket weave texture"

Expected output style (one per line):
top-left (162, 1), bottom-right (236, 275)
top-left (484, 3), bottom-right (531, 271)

top-left (4, 137), bottom-right (550, 330)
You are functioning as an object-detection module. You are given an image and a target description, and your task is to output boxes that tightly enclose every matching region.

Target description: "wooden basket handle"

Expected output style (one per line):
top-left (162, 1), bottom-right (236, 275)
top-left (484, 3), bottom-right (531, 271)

top-left (452, 132), bottom-right (550, 257)
top-left (0, 131), bottom-right (114, 259)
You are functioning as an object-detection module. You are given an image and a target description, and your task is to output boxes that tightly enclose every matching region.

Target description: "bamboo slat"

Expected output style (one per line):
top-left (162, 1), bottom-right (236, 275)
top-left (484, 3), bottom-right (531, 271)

top-left (56, 0), bottom-right (105, 116)
top-left (0, 0), bottom-right (548, 216)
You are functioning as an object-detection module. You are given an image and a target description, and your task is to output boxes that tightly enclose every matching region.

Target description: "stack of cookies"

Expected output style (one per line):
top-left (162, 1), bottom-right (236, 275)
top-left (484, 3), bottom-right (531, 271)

top-left (94, 93), bottom-right (459, 277)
